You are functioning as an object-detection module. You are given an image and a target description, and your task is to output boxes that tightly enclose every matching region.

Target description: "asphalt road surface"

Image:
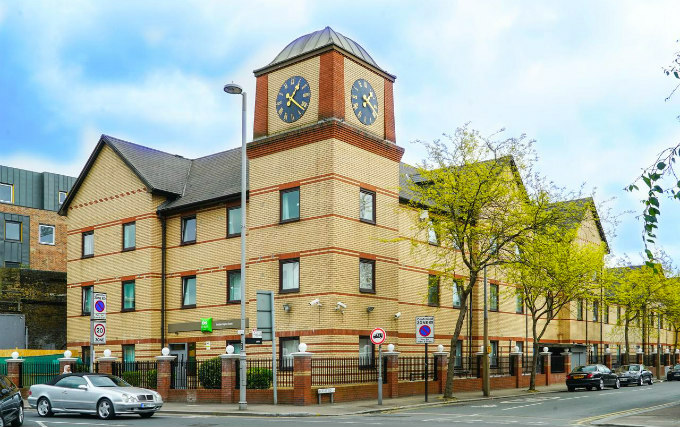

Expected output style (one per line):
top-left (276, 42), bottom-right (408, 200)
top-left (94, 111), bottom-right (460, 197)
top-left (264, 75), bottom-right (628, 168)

top-left (22, 381), bottom-right (680, 427)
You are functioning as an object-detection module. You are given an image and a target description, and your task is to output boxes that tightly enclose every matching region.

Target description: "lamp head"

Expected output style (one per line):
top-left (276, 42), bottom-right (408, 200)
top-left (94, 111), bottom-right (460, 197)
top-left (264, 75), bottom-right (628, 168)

top-left (223, 83), bottom-right (243, 95)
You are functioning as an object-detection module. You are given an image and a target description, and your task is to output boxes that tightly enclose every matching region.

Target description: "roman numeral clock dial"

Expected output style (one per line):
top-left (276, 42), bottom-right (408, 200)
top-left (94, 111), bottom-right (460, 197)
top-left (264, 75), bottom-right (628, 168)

top-left (276, 76), bottom-right (311, 123)
top-left (351, 78), bottom-right (379, 125)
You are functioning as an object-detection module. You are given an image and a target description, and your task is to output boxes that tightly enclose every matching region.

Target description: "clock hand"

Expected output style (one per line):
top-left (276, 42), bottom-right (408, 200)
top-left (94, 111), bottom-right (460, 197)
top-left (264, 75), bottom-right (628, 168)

top-left (362, 94), bottom-right (378, 115)
top-left (286, 93), bottom-right (305, 110)
top-left (286, 80), bottom-right (301, 107)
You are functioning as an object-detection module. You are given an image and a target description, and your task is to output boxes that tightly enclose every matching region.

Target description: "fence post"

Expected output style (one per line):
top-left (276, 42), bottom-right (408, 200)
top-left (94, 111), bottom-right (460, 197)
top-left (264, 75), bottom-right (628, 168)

top-left (220, 352), bottom-right (240, 404)
top-left (97, 350), bottom-right (116, 375)
top-left (540, 349), bottom-right (551, 386)
top-left (604, 351), bottom-right (612, 370)
top-left (58, 351), bottom-right (78, 375)
top-left (155, 349), bottom-right (176, 401)
top-left (510, 350), bottom-right (522, 388)
top-left (433, 348), bottom-right (448, 395)
top-left (292, 344), bottom-right (313, 406)
top-left (561, 351), bottom-right (572, 376)
top-left (6, 355), bottom-right (24, 389)
top-left (383, 347), bottom-right (399, 398)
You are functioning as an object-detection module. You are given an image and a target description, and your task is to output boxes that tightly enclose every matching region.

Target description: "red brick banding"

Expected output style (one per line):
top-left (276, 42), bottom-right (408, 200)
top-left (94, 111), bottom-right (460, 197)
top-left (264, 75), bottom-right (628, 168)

top-left (253, 75), bottom-right (268, 138)
top-left (318, 51), bottom-right (345, 120)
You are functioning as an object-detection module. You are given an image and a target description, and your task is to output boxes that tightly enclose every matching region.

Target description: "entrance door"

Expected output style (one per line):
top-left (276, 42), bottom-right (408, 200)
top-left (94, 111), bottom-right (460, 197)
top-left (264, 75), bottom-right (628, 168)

top-left (169, 343), bottom-right (187, 389)
top-left (571, 347), bottom-right (586, 368)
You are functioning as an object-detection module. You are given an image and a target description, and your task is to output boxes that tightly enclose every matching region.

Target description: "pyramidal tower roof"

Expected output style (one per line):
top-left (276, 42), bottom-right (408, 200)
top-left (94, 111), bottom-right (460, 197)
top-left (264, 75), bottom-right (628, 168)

top-left (254, 26), bottom-right (394, 80)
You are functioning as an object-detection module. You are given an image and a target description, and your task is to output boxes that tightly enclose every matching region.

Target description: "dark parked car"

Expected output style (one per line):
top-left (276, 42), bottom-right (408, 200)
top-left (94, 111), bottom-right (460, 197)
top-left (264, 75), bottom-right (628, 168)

top-left (666, 364), bottom-right (680, 381)
top-left (566, 364), bottom-right (620, 391)
top-left (614, 364), bottom-right (653, 386)
top-left (0, 374), bottom-right (24, 426)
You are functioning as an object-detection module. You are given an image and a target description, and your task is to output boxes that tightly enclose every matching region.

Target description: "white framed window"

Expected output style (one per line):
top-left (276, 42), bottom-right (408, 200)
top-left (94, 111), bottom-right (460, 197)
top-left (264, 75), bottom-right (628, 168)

top-left (39, 224), bottom-right (55, 245)
top-left (58, 191), bottom-right (67, 205)
top-left (280, 258), bottom-right (300, 293)
top-left (0, 183), bottom-right (13, 203)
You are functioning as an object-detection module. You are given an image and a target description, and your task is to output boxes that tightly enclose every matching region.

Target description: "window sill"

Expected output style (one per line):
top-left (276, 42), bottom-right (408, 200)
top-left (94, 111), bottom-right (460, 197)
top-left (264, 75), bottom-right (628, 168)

top-left (360, 288), bottom-right (376, 294)
top-left (122, 247), bottom-right (136, 252)
top-left (428, 303), bottom-right (440, 307)
top-left (359, 218), bottom-right (376, 225)
top-left (82, 254), bottom-right (94, 259)
top-left (226, 233), bottom-right (241, 239)
top-left (180, 241), bottom-right (196, 246)
top-left (227, 300), bottom-right (241, 304)
top-left (181, 304), bottom-right (197, 309)
top-left (121, 308), bottom-right (135, 313)
top-left (81, 313), bottom-right (91, 317)
top-left (279, 218), bottom-right (300, 225)
top-left (279, 288), bottom-right (300, 294)
top-left (489, 309), bottom-right (499, 312)
top-left (39, 242), bottom-right (56, 246)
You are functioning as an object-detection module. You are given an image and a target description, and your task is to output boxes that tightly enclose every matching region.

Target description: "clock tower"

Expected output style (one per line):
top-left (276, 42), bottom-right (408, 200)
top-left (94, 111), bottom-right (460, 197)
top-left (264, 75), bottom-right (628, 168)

top-left (246, 28), bottom-right (403, 349)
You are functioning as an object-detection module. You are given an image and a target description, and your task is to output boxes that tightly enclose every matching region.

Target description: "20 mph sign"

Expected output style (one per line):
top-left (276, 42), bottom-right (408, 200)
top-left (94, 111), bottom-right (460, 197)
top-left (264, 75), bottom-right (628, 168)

top-left (370, 328), bottom-right (386, 346)
top-left (92, 321), bottom-right (106, 344)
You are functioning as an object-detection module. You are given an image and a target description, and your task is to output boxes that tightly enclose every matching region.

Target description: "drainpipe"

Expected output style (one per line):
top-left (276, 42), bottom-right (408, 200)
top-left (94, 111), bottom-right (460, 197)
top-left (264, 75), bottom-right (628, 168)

top-left (161, 215), bottom-right (167, 349)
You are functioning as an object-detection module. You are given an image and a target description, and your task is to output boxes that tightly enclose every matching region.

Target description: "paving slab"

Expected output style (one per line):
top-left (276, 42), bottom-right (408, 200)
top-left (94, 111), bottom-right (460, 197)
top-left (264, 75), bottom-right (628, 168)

top-left (593, 402), bottom-right (680, 427)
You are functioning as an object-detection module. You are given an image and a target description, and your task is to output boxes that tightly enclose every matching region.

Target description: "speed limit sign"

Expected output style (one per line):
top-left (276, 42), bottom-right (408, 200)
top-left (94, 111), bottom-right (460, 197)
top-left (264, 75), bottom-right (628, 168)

top-left (370, 328), bottom-right (386, 346)
top-left (93, 321), bottom-right (106, 344)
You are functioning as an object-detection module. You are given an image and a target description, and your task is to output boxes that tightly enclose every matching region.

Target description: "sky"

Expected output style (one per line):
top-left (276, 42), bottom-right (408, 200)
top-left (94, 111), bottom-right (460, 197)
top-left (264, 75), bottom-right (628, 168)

top-left (1, 0), bottom-right (679, 265)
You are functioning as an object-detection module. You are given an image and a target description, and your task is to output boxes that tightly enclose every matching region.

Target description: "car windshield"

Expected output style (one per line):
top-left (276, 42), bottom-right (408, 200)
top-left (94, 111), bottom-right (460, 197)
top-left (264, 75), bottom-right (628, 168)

top-left (615, 365), bottom-right (639, 373)
top-left (675, 364), bottom-right (680, 370)
top-left (572, 365), bottom-right (597, 373)
top-left (87, 375), bottom-right (131, 387)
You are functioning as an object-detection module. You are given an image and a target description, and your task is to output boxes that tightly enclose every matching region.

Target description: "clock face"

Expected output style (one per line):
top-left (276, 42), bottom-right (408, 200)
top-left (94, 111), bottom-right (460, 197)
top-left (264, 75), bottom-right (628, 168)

top-left (276, 76), bottom-right (311, 123)
top-left (351, 79), bottom-right (379, 126)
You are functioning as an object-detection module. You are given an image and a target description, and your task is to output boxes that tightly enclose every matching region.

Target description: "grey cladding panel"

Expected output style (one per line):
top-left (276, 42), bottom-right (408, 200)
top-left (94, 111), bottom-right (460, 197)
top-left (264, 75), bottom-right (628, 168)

top-left (0, 212), bottom-right (30, 267)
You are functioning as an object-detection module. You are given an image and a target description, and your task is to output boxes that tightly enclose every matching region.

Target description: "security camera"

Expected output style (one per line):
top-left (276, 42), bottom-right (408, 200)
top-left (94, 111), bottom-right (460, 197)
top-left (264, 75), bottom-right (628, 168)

top-left (336, 302), bottom-right (347, 310)
top-left (394, 312), bottom-right (401, 319)
top-left (309, 298), bottom-right (321, 306)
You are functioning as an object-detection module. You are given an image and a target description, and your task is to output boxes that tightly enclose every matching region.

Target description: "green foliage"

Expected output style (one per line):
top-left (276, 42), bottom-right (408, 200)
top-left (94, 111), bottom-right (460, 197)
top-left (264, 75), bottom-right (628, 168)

top-left (247, 367), bottom-right (273, 389)
top-left (121, 370), bottom-right (156, 388)
top-left (197, 358), bottom-right (222, 389)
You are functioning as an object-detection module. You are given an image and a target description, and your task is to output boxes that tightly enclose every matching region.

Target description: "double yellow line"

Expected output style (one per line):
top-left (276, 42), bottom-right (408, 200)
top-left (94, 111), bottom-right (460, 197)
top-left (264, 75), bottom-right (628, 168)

top-left (574, 401), bottom-right (678, 425)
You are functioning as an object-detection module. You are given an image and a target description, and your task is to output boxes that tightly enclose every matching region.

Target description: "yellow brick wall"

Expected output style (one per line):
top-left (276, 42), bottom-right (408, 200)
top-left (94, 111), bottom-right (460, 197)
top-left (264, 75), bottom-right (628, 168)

top-left (267, 56), bottom-right (320, 136)
top-left (343, 57), bottom-right (385, 140)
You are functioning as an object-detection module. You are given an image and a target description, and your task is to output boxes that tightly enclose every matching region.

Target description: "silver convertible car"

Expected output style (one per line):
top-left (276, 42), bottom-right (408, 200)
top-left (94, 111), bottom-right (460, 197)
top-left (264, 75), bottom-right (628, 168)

top-left (27, 373), bottom-right (163, 420)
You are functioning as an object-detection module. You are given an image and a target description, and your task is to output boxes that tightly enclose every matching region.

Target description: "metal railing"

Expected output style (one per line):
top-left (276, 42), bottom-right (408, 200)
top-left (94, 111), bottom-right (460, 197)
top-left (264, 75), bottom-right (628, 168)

top-left (311, 357), bottom-right (387, 386)
top-left (399, 356), bottom-right (436, 382)
top-left (451, 355), bottom-right (479, 378)
top-left (234, 358), bottom-right (292, 389)
top-left (488, 355), bottom-right (512, 377)
top-left (113, 361), bottom-right (157, 389)
top-left (0, 363), bottom-right (7, 376)
top-left (20, 363), bottom-right (60, 388)
top-left (171, 359), bottom-right (221, 390)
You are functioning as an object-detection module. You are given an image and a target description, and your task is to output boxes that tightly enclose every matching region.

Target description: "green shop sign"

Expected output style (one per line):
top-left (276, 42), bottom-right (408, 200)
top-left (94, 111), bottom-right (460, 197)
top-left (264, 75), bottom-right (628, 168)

top-left (200, 318), bottom-right (213, 333)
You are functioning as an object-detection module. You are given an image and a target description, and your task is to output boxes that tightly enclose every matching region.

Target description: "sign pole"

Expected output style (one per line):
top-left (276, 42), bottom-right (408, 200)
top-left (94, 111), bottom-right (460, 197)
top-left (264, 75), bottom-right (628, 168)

top-left (271, 292), bottom-right (278, 405)
top-left (425, 342), bottom-right (428, 402)
top-left (378, 344), bottom-right (383, 405)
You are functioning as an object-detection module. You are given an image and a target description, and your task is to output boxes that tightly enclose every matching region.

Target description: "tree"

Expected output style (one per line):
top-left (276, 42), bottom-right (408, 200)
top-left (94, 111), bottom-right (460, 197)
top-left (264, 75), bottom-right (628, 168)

top-left (507, 200), bottom-right (606, 391)
top-left (403, 125), bottom-right (568, 398)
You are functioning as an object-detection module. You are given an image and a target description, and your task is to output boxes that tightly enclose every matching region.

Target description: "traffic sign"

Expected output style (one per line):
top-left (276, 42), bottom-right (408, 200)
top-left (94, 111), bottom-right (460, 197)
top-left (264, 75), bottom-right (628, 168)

top-left (370, 328), bottom-right (386, 346)
top-left (92, 293), bottom-right (107, 320)
top-left (252, 329), bottom-right (263, 339)
top-left (93, 321), bottom-right (106, 344)
top-left (416, 316), bottom-right (434, 343)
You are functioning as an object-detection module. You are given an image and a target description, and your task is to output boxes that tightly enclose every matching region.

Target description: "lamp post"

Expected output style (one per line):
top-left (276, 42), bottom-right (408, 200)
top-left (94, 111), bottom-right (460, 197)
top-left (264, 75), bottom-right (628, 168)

top-left (224, 82), bottom-right (248, 410)
top-left (482, 265), bottom-right (490, 397)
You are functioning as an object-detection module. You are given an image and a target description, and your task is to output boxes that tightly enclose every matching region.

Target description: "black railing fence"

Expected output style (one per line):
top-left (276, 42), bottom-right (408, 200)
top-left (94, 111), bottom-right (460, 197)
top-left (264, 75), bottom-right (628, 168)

top-left (398, 356), bottom-right (436, 382)
top-left (113, 361), bottom-right (157, 389)
top-left (235, 358), bottom-right (292, 389)
top-left (311, 357), bottom-right (387, 386)
top-left (20, 363), bottom-right (60, 388)
top-left (452, 355), bottom-right (479, 378)
top-left (0, 363), bottom-right (7, 376)
top-left (171, 359), bottom-right (221, 390)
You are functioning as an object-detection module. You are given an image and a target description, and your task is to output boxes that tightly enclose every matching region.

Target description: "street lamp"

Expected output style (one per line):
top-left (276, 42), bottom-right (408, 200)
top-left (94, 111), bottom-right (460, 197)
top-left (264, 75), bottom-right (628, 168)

top-left (223, 82), bottom-right (248, 411)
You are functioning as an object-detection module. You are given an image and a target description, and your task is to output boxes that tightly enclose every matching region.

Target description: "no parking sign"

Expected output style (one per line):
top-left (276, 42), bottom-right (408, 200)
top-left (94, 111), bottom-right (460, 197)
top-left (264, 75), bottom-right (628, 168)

top-left (415, 316), bottom-right (434, 343)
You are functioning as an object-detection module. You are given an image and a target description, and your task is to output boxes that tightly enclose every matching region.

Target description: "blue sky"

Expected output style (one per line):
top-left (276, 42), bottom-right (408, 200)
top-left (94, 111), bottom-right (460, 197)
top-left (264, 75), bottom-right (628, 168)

top-left (1, 1), bottom-right (679, 264)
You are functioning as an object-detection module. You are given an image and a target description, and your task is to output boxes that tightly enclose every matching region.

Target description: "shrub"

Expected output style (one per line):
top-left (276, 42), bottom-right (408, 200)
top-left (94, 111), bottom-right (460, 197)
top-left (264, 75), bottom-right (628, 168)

top-left (122, 370), bottom-right (143, 387)
top-left (197, 358), bottom-right (222, 389)
top-left (147, 369), bottom-right (157, 389)
top-left (247, 367), bottom-right (273, 389)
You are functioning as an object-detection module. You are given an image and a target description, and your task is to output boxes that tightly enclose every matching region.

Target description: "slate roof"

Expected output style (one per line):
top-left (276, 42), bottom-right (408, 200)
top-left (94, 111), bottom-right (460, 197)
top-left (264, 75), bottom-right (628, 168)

top-left (254, 26), bottom-right (395, 80)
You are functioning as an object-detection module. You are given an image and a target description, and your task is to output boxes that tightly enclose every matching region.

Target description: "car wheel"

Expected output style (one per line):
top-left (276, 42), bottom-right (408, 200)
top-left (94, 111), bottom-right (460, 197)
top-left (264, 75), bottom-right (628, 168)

top-left (11, 405), bottom-right (23, 427)
top-left (668, 376), bottom-right (672, 381)
top-left (140, 412), bottom-right (154, 418)
top-left (613, 379), bottom-right (620, 389)
top-left (648, 376), bottom-right (654, 385)
top-left (568, 386), bottom-right (575, 392)
top-left (597, 379), bottom-right (604, 390)
top-left (97, 398), bottom-right (115, 420)
top-left (637, 377), bottom-right (643, 386)
top-left (36, 397), bottom-right (53, 418)
top-left (586, 386), bottom-right (592, 391)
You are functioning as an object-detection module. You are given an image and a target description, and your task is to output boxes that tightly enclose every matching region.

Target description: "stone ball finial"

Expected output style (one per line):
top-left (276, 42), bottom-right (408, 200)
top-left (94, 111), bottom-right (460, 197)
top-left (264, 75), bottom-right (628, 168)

top-left (437, 344), bottom-right (444, 353)
top-left (542, 347), bottom-right (549, 353)
top-left (226, 344), bottom-right (234, 355)
top-left (64, 350), bottom-right (72, 359)
top-left (103, 349), bottom-right (112, 358)
top-left (513, 345), bottom-right (519, 353)
top-left (161, 347), bottom-right (170, 356)
top-left (387, 343), bottom-right (395, 352)
top-left (298, 343), bottom-right (307, 353)
top-left (11, 351), bottom-right (19, 360)
top-left (605, 348), bottom-right (611, 354)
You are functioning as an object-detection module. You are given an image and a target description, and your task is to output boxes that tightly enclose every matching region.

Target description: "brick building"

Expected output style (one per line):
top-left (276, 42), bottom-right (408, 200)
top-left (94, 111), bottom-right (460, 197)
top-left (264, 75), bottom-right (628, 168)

top-left (61, 27), bottom-right (675, 366)
top-left (0, 164), bottom-right (75, 349)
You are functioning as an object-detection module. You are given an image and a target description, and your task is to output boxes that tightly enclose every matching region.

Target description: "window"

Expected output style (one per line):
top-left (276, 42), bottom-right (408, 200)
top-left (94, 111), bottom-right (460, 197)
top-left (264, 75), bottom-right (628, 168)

top-left (428, 275), bottom-right (440, 306)
top-left (604, 304), bottom-right (609, 324)
top-left (5, 221), bottom-right (21, 241)
top-left (279, 258), bottom-right (300, 293)
top-left (490, 341), bottom-right (499, 367)
top-left (122, 345), bottom-right (135, 365)
top-left (427, 221), bottom-right (438, 245)
top-left (182, 276), bottom-right (196, 308)
top-left (616, 306), bottom-right (621, 325)
top-left (122, 222), bottom-right (136, 251)
top-left (593, 300), bottom-right (599, 322)
top-left (454, 340), bottom-right (463, 368)
top-left (82, 286), bottom-right (93, 315)
top-left (359, 188), bottom-right (375, 223)
top-left (39, 224), bottom-right (55, 245)
top-left (4, 261), bottom-right (20, 268)
top-left (227, 270), bottom-right (241, 303)
top-left (452, 280), bottom-right (462, 308)
top-left (0, 183), bottom-right (13, 203)
top-left (58, 191), bottom-right (67, 205)
top-left (359, 259), bottom-right (375, 293)
top-left (280, 187), bottom-right (300, 223)
top-left (181, 216), bottom-right (196, 244)
top-left (82, 231), bottom-right (94, 258)
top-left (280, 337), bottom-right (300, 370)
top-left (55, 376), bottom-right (87, 389)
top-left (489, 284), bottom-right (499, 311)
top-left (81, 346), bottom-right (91, 367)
top-left (122, 281), bottom-right (135, 311)
top-left (227, 206), bottom-right (241, 237)
top-left (359, 336), bottom-right (375, 367)
top-left (577, 299), bottom-right (583, 321)
top-left (516, 292), bottom-right (524, 313)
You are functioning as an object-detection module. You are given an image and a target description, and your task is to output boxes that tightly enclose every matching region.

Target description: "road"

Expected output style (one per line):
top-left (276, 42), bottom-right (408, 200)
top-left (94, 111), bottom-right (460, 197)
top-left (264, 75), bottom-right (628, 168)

top-left (22, 381), bottom-right (680, 427)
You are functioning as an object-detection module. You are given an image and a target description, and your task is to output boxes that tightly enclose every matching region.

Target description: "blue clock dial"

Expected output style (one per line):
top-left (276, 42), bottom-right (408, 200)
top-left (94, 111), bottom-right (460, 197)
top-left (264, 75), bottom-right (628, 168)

top-left (276, 76), bottom-right (311, 123)
top-left (351, 79), bottom-right (379, 125)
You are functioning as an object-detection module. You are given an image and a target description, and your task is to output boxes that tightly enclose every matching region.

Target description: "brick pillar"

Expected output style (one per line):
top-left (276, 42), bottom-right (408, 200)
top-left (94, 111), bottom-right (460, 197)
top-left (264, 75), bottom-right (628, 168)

top-left (97, 356), bottom-right (116, 375)
top-left (541, 351), bottom-right (551, 386)
top-left (220, 354), bottom-right (239, 403)
top-left (561, 352), bottom-right (572, 376)
top-left (604, 352), bottom-right (612, 370)
top-left (6, 358), bottom-right (24, 388)
top-left (511, 352), bottom-right (522, 388)
top-left (434, 351), bottom-right (448, 394)
top-left (636, 352), bottom-right (643, 365)
top-left (383, 351), bottom-right (399, 398)
top-left (292, 351), bottom-right (313, 406)
top-left (155, 355), bottom-right (176, 401)
top-left (58, 357), bottom-right (77, 375)
top-left (651, 352), bottom-right (658, 367)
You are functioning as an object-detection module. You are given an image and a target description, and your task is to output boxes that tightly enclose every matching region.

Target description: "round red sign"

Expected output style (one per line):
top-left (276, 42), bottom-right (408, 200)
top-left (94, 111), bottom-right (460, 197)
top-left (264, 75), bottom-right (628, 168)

top-left (370, 328), bottom-right (386, 345)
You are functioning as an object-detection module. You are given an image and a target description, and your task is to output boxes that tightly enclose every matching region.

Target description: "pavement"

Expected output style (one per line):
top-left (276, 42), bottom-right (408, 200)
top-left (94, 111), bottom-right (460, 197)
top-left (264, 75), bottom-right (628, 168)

top-left (593, 401), bottom-right (680, 427)
top-left (158, 383), bottom-right (568, 417)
